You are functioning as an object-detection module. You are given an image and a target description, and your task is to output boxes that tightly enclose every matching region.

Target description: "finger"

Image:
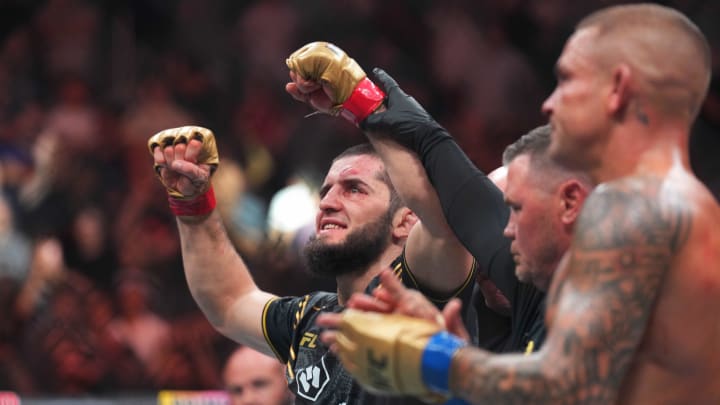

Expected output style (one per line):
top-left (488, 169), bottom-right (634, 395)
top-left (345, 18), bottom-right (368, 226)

top-left (346, 294), bottom-right (393, 313)
top-left (398, 290), bottom-right (442, 321)
top-left (371, 286), bottom-right (402, 309)
top-left (173, 141), bottom-right (187, 163)
top-left (442, 298), bottom-right (470, 342)
top-left (316, 312), bottom-right (343, 329)
top-left (163, 145), bottom-right (175, 170)
top-left (153, 145), bottom-right (166, 166)
top-left (321, 82), bottom-right (338, 102)
top-left (371, 68), bottom-right (400, 94)
top-left (377, 269), bottom-right (409, 302)
top-left (295, 76), bottom-right (322, 94)
top-left (308, 89), bottom-right (335, 113)
top-left (170, 160), bottom-right (208, 182)
top-left (286, 82), bottom-right (308, 102)
top-left (320, 330), bottom-right (337, 347)
top-left (185, 138), bottom-right (203, 164)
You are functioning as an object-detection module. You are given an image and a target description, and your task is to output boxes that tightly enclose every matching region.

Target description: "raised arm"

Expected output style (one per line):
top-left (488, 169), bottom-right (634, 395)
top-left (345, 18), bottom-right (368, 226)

top-left (362, 135), bottom-right (473, 293)
top-left (285, 43), bottom-right (505, 292)
top-left (361, 69), bottom-right (509, 275)
top-left (148, 127), bottom-right (277, 356)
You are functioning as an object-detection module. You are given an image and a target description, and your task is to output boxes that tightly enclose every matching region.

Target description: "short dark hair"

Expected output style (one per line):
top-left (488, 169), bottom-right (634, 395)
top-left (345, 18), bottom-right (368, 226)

top-left (502, 124), bottom-right (593, 188)
top-left (333, 143), bottom-right (404, 214)
top-left (333, 142), bottom-right (378, 161)
top-left (502, 124), bottom-right (552, 166)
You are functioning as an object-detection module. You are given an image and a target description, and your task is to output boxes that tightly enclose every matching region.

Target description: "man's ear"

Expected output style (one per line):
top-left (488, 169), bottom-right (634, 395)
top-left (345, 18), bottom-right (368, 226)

top-left (608, 64), bottom-right (632, 118)
top-left (559, 180), bottom-right (590, 226)
top-left (391, 207), bottom-right (418, 241)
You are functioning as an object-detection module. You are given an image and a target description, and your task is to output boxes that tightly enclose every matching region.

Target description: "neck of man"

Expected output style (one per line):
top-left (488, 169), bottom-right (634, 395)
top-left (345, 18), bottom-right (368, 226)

top-left (593, 118), bottom-right (690, 183)
top-left (335, 245), bottom-right (402, 305)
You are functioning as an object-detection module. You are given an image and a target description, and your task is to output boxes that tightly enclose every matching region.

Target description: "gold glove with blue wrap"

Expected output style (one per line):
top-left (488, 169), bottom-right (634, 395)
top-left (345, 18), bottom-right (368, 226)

top-left (335, 309), bottom-right (468, 400)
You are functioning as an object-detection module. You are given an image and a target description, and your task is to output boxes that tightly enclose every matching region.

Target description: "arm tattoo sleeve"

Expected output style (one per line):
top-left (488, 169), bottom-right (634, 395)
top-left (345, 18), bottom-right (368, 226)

top-left (449, 178), bottom-right (692, 405)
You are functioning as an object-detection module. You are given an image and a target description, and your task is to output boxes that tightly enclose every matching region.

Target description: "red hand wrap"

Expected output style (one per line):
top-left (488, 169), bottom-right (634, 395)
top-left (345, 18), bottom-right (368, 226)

top-left (168, 186), bottom-right (216, 216)
top-left (340, 77), bottom-right (385, 125)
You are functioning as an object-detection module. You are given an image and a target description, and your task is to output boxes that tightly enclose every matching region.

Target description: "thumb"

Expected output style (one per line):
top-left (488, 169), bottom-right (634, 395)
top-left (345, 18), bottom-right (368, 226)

top-left (171, 160), bottom-right (209, 183)
top-left (370, 68), bottom-right (399, 94)
top-left (442, 298), bottom-right (470, 342)
top-left (375, 269), bottom-right (408, 303)
top-left (360, 67), bottom-right (397, 131)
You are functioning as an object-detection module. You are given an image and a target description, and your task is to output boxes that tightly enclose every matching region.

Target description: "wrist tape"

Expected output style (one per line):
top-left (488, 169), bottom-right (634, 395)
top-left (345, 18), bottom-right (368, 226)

top-left (340, 77), bottom-right (385, 125)
top-left (168, 186), bottom-right (216, 217)
top-left (421, 332), bottom-right (467, 395)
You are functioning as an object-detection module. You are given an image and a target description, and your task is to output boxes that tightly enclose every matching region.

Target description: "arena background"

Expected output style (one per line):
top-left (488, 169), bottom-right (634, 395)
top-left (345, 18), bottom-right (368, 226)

top-left (0, 0), bottom-right (718, 403)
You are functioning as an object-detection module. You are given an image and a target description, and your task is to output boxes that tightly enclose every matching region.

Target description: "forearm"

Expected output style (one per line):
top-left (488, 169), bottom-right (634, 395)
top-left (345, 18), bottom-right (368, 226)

top-left (366, 135), bottom-right (450, 234)
top-left (176, 211), bottom-right (260, 328)
top-left (365, 134), bottom-right (474, 293)
top-left (450, 348), bottom-right (571, 405)
top-left (399, 130), bottom-right (509, 270)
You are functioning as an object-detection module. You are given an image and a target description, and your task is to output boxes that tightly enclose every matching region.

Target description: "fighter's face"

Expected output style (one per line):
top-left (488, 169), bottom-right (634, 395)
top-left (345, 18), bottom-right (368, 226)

top-left (313, 154), bottom-right (393, 244)
top-left (303, 154), bottom-right (396, 277)
top-left (543, 27), bottom-right (611, 172)
top-left (503, 155), bottom-right (566, 291)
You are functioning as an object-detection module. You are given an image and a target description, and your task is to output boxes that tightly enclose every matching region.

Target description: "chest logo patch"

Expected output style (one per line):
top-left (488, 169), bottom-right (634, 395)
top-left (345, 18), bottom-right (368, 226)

top-left (295, 355), bottom-right (330, 401)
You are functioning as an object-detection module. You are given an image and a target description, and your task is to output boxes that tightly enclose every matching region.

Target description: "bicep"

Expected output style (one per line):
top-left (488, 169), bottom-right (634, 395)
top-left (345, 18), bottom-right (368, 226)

top-left (405, 219), bottom-right (475, 295)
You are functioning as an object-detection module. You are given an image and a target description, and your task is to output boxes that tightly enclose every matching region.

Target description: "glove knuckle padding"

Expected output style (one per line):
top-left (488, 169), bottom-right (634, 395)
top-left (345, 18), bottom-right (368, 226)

top-left (148, 126), bottom-right (219, 166)
top-left (147, 126), bottom-right (220, 198)
top-left (340, 310), bottom-right (442, 397)
top-left (286, 41), bottom-right (366, 107)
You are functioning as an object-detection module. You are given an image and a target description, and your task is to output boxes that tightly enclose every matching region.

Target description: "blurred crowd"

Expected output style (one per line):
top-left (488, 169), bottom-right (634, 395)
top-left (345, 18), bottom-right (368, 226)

top-left (0, 0), bottom-right (718, 397)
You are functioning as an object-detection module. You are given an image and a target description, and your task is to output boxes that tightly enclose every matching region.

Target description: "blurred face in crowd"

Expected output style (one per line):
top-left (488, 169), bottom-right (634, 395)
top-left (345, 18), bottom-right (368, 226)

top-left (303, 154), bottom-right (401, 277)
top-left (223, 347), bottom-right (293, 405)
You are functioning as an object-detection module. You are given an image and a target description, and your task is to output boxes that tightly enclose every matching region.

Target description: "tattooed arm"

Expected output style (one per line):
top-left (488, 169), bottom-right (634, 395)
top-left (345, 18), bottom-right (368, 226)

top-left (448, 179), bottom-right (691, 405)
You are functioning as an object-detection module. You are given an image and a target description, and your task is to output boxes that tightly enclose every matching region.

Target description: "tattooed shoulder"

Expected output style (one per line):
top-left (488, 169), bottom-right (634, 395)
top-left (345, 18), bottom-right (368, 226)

top-left (574, 176), bottom-right (692, 254)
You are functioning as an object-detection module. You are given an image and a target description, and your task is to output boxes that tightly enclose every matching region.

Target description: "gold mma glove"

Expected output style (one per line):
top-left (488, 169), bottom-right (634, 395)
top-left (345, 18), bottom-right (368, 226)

top-left (335, 309), bottom-right (466, 400)
top-left (147, 126), bottom-right (220, 216)
top-left (286, 41), bottom-right (385, 125)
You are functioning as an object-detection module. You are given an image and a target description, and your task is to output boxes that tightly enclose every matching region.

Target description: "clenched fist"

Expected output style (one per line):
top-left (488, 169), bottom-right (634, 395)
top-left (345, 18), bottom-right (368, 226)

top-left (148, 126), bottom-right (219, 216)
top-left (286, 41), bottom-right (384, 125)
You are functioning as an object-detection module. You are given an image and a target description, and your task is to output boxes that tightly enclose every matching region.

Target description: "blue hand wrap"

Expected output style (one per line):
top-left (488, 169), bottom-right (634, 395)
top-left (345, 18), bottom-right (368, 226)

top-left (421, 332), bottom-right (466, 394)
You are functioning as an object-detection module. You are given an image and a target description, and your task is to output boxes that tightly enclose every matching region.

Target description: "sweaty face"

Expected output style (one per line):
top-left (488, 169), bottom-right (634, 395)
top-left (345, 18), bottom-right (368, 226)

top-left (303, 154), bottom-right (395, 277)
top-left (503, 155), bottom-right (566, 291)
top-left (543, 27), bottom-right (611, 172)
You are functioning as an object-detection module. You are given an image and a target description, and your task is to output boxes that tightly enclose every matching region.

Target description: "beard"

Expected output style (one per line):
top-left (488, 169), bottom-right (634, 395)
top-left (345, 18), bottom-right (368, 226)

top-left (302, 210), bottom-right (394, 278)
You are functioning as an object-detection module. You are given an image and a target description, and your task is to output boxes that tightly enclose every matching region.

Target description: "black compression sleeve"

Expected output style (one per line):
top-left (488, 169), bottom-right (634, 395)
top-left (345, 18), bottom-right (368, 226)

top-left (420, 134), bottom-right (509, 273)
top-left (360, 68), bottom-right (510, 274)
